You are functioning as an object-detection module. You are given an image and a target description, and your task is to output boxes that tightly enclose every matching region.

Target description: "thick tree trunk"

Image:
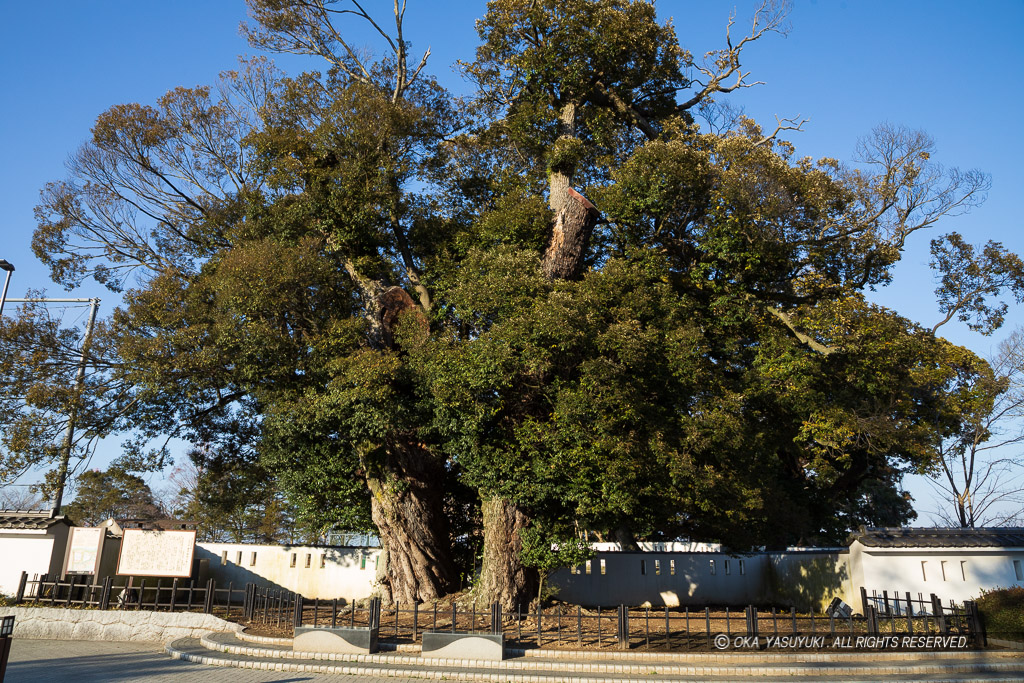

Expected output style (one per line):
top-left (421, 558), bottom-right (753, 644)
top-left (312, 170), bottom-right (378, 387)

top-left (610, 525), bottom-right (639, 551)
top-left (476, 496), bottom-right (537, 610)
top-left (541, 188), bottom-right (600, 280)
top-left (548, 102), bottom-right (577, 214)
top-left (366, 442), bottom-right (457, 605)
top-left (341, 272), bottom-right (453, 605)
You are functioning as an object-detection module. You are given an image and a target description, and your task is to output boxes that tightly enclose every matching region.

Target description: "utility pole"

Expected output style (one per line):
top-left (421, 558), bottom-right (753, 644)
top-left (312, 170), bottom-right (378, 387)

top-left (0, 260), bottom-right (13, 317)
top-left (6, 297), bottom-right (101, 514)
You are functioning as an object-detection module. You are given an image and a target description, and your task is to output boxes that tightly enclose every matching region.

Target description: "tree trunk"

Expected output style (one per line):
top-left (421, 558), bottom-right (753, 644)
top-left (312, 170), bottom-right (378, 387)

top-left (476, 496), bottom-right (537, 611)
top-left (366, 441), bottom-right (457, 604)
top-left (343, 275), bottom-right (453, 605)
top-left (610, 525), bottom-right (639, 551)
top-left (548, 102), bottom-right (577, 214)
top-left (541, 188), bottom-right (600, 280)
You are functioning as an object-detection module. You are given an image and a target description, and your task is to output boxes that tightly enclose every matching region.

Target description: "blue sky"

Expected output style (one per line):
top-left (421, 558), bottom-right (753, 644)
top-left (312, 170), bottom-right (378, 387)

top-left (1, 1), bottom-right (1022, 521)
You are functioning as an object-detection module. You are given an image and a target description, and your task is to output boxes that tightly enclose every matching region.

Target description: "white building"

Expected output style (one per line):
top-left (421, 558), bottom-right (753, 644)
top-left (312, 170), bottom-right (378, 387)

top-left (849, 527), bottom-right (1024, 603)
top-left (196, 542), bottom-right (382, 599)
top-left (0, 510), bottom-right (72, 596)
top-left (549, 528), bottom-right (1024, 610)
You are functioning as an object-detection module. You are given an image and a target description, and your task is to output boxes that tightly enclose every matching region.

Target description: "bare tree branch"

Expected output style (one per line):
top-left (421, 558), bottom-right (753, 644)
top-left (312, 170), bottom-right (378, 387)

top-left (753, 114), bottom-right (810, 147)
top-left (677, 0), bottom-right (790, 113)
top-left (928, 327), bottom-right (1024, 526)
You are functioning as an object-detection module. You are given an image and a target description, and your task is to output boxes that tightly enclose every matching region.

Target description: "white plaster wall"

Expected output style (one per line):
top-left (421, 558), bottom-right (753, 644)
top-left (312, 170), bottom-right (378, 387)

top-left (857, 546), bottom-right (1024, 603)
top-left (196, 542), bottom-right (380, 599)
top-left (550, 546), bottom-right (1023, 609)
top-left (765, 552), bottom-right (855, 611)
top-left (0, 605), bottom-right (237, 642)
top-left (0, 534), bottom-right (60, 597)
top-left (549, 552), bottom-right (766, 606)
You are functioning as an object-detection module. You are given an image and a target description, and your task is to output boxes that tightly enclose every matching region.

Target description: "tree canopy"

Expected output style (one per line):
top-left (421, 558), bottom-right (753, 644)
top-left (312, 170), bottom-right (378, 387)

top-left (64, 468), bottom-right (162, 526)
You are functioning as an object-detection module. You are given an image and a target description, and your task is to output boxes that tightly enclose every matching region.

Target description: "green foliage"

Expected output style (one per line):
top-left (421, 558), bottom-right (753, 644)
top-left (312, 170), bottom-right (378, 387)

top-left (468, 0), bottom-right (687, 167)
top-left (976, 587), bottom-right (1024, 636)
top-left (931, 232), bottom-right (1024, 335)
top-left (172, 447), bottom-right (307, 544)
top-left (63, 468), bottom-right (162, 526)
top-left (519, 523), bottom-right (592, 605)
top-left (520, 525), bottom-right (592, 574)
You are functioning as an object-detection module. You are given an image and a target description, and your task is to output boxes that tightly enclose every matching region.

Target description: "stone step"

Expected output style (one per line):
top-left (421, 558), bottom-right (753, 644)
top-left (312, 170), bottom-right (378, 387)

top-left (177, 631), bottom-right (1024, 679)
top-left (228, 629), bottom-right (1017, 664)
top-left (166, 637), bottom-right (1024, 682)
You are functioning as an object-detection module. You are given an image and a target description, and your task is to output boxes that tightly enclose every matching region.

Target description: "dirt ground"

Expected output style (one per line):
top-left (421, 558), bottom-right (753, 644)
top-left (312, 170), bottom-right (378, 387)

top-left (238, 600), bottom-right (942, 651)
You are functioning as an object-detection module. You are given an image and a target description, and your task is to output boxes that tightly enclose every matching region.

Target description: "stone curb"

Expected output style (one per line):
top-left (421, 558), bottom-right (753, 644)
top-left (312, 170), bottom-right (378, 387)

top-left (0, 605), bottom-right (243, 643)
top-left (989, 638), bottom-right (1024, 651)
top-left (236, 627), bottom-right (420, 651)
top-left (235, 630), bottom-right (292, 645)
top-left (185, 633), bottom-right (1024, 678)
top-left (231, 629), bottom-right (1012, 663)
top-left (166, 641), bottom-right (1024, 683)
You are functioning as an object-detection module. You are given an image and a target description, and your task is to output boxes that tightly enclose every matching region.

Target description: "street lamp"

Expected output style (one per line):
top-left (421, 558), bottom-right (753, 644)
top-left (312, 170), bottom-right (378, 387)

top-left (0, 259), bottom-right (13, 318)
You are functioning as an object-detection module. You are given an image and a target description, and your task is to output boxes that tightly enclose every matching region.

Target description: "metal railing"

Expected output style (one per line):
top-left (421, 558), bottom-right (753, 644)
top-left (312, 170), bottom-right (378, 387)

top-left (14, 573), bottom-right (985, 651)
top-left (247, 584), bottom-right (985, 650)
top-left (15, 572), bottom-right (246, 619)
top-left (859, 587), bottom-right (983, 645)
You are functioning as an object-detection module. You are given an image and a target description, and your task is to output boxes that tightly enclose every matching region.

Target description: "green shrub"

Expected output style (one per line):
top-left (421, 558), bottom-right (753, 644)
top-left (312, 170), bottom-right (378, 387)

top-left (976, 587), bottom-right (1024, 638)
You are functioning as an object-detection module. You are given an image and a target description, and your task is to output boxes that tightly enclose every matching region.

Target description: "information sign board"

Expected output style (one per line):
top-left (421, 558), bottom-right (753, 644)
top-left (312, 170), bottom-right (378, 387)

top-left (116, 528), bottom-right (196, 578)
top-left (63, 526), bottom-right (104, 576)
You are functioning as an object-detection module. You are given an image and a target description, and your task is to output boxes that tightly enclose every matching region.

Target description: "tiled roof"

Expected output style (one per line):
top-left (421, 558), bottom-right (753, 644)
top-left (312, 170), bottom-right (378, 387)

top-left (854, 527), bottom-right (1024, 548)
top-left (108, 518), bottom-right (197, 531)
top-left (0, 509), bottom-right (71, 530)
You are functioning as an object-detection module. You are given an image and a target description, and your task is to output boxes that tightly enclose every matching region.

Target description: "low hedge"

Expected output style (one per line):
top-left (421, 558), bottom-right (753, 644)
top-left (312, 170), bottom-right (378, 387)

top-left (976, 586), bottom-right (1024, 638)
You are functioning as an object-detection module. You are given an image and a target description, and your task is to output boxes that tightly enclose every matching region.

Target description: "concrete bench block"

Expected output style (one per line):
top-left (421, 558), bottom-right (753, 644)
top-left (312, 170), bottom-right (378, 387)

top-left (421, 631), bottom-right (505, 660)
top-left (293, 626), bottom-right (378, 654)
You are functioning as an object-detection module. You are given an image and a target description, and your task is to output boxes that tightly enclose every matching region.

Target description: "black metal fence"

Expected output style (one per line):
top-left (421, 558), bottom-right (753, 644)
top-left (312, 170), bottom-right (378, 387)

top-left (859, 587), bottom-right (984, 645)
top-left (14, 573), bottom-right (985, 651)
top-left (244, 584), bottom-right (986, 650)
top-left (15, 572), bottom-right (246, 619)
top-left (0, 615), bottom-right (13, 683)
top-left (245, 586), bottom-right (383, 632)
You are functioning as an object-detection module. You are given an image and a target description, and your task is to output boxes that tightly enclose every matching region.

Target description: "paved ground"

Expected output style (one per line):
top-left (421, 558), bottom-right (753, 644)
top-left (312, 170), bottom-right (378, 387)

top-left (4, 639), bottom-right (423, 682)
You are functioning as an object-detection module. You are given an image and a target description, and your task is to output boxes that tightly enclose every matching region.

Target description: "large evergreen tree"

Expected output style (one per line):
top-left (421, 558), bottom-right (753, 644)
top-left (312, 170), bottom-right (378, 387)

top-left (4, 0), bottom-right (1008, 610)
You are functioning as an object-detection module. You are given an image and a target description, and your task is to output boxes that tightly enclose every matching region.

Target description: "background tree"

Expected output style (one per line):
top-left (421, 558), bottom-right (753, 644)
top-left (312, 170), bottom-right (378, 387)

top-left (929, 328), bottom-right (1024, 527)
top-left (518, 523), bottom-right (591, 608)
top-left (0, 487), bottom-right (45, 510)
top-left (930, 233), bottom-right (1024, 335)
top-left (0, 298), bottom-right (126, 504)
top-left (63, 467), bottom-right (163, 525)
top-left (160, 460), bottom-right (200, 522)
top-left (163, 447), bottom-right (303, 543)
